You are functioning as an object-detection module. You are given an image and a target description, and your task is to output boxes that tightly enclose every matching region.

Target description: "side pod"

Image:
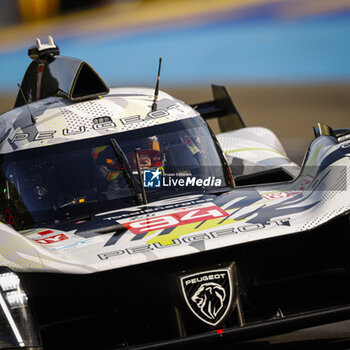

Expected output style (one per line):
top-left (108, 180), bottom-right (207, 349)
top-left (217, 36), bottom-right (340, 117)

top-left (192, 85), bottom-right (246, 133)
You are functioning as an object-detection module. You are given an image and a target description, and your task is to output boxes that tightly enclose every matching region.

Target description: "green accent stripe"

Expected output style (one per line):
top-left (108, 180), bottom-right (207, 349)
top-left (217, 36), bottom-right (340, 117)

top-left (226, 148), bottom-right (286, 157)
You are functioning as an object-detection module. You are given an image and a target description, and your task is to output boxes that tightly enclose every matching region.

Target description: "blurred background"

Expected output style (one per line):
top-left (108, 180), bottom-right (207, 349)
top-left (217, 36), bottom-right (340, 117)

top-left (0, 1), bottom-right (350, 347)
top-left (0, 0), bottom-right (349, 164)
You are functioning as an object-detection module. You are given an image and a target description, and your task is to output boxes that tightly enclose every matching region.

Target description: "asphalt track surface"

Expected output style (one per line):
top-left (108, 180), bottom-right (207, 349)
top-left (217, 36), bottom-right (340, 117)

top-left (0, 0), bottom-right (350, 348)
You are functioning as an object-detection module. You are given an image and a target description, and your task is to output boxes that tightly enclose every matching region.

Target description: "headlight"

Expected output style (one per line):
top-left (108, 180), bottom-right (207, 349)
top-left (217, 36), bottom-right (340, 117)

top-left (0, 273), bottom-right (20, 292)
top-left (5, 290), bottom-right (28, 309)
top-left (0, 268), bottom-right (41, 349)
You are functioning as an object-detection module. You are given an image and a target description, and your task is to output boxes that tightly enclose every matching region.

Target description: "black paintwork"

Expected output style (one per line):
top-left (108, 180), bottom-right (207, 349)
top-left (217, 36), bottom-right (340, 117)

top-left (15, 56), bottom-right (109, 107)
top-left (191, 85), bottom-right (245, 133)
top-left (18, 214), bottom-right (350, 350)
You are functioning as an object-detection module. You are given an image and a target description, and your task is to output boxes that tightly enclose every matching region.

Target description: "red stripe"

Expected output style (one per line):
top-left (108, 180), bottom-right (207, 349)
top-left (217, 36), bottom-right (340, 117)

top-left (37, 230), bottom-right (54, 236)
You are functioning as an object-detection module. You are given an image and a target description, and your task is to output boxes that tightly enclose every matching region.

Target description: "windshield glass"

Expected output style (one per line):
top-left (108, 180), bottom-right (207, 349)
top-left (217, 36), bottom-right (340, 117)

top-left (0, 117), bottom-right (231, 229)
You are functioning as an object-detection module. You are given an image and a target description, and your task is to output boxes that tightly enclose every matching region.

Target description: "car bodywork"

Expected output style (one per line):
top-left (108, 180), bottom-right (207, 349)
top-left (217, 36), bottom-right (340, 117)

top-left (0, 37), bottom-right (349, 349)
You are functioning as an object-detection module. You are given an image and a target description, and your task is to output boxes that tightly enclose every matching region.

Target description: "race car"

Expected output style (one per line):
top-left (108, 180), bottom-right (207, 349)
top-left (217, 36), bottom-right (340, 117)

top-left (0, 36), bottom-right (349, 350)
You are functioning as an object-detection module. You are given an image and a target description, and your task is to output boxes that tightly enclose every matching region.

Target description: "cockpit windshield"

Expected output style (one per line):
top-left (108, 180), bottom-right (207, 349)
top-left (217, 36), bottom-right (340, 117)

top-left (0, 117), bottom-right (232, 229)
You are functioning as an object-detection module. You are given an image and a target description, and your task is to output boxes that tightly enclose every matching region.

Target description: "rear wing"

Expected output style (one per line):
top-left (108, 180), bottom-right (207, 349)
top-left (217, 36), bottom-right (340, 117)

top-left (191, 85), bottom-right (245, 133)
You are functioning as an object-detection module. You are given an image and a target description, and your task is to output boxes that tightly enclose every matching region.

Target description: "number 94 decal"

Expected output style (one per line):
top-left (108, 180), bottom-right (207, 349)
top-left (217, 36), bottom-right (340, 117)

top-left (120, 204), bottom-right (229, 234)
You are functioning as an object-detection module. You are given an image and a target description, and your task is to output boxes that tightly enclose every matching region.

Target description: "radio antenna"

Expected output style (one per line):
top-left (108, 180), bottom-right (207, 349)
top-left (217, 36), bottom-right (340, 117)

top-left (151, 58), bottom-right (162, 112)
top-left (17, 83), bottom-right (36, 124)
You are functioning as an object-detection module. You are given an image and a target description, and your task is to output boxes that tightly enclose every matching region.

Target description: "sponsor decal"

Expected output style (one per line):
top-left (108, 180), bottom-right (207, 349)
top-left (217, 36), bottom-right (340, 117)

top-left (261, 175), bottom-right (314, 200)
top-left (121, 204), bottom-right (229, 234)
top-left (180, 269), bottom-right (233, 326)
top-left (100, 195), bottom-right (213, 220)
top-left (98, 218), bottom-right (290, 259)
top-left (93, 116), bottom-right (113, 124)
top-left (34, 234), bottom-right (69, 245)
top-left (261, 192), bottom-right (292, 200)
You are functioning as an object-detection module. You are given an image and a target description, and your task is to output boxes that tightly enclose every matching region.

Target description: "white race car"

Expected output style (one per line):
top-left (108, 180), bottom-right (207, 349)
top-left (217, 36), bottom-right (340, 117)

top-left (0, 37), bottom-right (349, 349)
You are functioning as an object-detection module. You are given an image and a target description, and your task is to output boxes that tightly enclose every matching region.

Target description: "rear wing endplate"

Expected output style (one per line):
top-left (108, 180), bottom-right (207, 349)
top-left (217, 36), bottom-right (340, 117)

top-left (192, 85), bottom-right (245, 133)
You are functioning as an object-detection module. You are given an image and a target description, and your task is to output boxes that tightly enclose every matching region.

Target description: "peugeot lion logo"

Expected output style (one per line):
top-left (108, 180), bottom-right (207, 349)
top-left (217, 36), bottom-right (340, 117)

top-left (180, 269), bottom-right (233, 326)
top-left (191, 282), bottom-right (226, 321)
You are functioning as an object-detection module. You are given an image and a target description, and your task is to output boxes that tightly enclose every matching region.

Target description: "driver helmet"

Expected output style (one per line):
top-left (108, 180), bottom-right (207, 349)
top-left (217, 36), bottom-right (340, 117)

top-left (127, 136), bottom-right (163, 170)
